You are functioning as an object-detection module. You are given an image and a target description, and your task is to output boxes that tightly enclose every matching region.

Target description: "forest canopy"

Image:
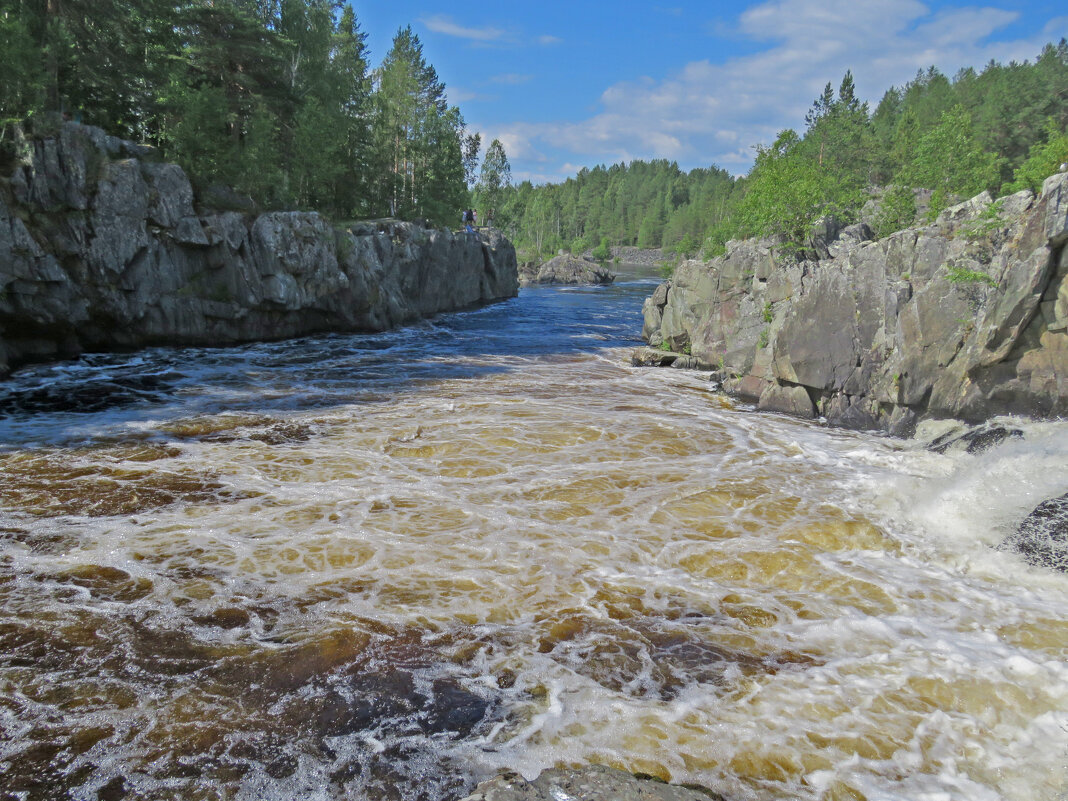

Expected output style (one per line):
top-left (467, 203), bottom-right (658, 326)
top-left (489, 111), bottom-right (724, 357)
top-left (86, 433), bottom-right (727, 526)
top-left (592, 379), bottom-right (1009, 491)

top-left (0, 0), bottom-right (477, 226)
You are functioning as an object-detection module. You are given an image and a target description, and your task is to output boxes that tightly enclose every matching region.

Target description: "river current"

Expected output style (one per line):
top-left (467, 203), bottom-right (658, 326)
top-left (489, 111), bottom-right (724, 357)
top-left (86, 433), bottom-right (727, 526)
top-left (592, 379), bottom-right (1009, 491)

top-left (0, 266), bottom-right (1065, 801)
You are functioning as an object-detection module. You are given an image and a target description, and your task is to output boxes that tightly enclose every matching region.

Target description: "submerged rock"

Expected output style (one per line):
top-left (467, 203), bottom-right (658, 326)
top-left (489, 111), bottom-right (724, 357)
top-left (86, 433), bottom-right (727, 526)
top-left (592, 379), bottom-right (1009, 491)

top-left (926, 422), bottom-right (1025, 454)
top-left (461, 765), bottom-right (726, 801)
top-left (998, 492), bottom-right (1068, 572)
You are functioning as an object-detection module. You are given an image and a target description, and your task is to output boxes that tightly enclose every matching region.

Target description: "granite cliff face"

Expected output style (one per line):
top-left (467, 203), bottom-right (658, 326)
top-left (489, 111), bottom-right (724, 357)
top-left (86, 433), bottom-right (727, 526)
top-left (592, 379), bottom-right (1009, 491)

top-left (642, 174), bottom-right (1068, 433)
top-left (0, 122), bottom-right (518, 377)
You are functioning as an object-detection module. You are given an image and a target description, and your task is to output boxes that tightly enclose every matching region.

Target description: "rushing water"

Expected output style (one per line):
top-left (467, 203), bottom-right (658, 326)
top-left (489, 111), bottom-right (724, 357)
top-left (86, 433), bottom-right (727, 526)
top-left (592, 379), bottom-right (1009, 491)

top-left (0, 265), bottom-right (1066, 801)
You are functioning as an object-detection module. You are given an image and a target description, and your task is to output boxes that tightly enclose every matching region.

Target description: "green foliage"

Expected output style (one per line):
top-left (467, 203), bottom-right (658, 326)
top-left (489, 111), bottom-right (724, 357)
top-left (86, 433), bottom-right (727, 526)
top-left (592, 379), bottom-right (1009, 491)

top-left (945, 264), bottom-right (998, 287)
top-left (370, 25), bottom-right (471, 226)
top-left (591, 236), bottom-right (612, 262)
top-left (3, 0), bottom-right (1064, 249)
top-left (738, 129), bottom-right (840, 247)
top-left (674, 232), bottom-right (698, 258)
top-left (0, 1), bottom-right (474, 225)
top-left (500, 158), bottom-right (740, 260)
top-left (500, 47), bottom-right (1064, 257)
top-left (1005, 118), bottom-right (1068, 194)
top-left (898, 105), bottom-right (1003, 209)
top-left (762, 302), bottom-right (773, 323)
top-left (871, 184), bottom-right (917, 239)
top-left (475, 138), bottom-right (511, 224)
top-left (758, 328), bottom-right (770, 349)
top-left (0, 11), bottom-right (44, 129)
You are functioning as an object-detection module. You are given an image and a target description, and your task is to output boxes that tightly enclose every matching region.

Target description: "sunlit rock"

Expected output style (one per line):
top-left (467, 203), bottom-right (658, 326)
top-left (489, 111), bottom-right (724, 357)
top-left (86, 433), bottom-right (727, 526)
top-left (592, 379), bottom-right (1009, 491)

top-left (641, 173), bottom-right (1068, 432)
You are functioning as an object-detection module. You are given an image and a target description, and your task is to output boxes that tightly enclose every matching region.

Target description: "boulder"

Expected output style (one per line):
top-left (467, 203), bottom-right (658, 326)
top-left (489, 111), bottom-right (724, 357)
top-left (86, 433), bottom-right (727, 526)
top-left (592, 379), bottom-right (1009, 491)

top-left (758, 383), bottom-right (816, 418)
top-left (631, 346), bottom-right (679, 367)
top-left (522, 254), bottom-right (615, 286)
top-left (998, 492), bottom-right (1068, 572)
top-left (460, 765), bottom-right (726, 801)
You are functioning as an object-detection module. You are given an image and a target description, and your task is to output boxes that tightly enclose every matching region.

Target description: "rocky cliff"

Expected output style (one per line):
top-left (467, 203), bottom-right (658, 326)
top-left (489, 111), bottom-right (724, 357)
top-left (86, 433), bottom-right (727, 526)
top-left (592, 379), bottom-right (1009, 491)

top-left (0, 122), bottom-right (518, 377)
top-left (642, 174), bottom-right (1068, 434)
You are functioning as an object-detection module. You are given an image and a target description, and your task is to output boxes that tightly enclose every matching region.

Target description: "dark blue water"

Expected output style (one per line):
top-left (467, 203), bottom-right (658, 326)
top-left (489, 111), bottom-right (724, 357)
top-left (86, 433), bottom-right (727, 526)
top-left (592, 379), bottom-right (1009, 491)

top-left (0, 268), bottom-right (662, 447)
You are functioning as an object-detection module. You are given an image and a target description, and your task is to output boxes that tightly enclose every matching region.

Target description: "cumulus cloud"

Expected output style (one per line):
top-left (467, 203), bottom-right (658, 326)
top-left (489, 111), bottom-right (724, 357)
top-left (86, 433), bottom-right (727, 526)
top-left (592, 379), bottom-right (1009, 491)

top-left (502, 0), bottom-right (1067, 178)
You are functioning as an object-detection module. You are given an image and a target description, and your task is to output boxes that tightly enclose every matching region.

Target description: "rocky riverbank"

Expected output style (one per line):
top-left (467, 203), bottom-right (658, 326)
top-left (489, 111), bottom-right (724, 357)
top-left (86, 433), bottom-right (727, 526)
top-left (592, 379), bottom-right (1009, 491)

top-left (0, 122), bottom-right (518, 377)
top-left (641, 174), bottom-right (1068, 434)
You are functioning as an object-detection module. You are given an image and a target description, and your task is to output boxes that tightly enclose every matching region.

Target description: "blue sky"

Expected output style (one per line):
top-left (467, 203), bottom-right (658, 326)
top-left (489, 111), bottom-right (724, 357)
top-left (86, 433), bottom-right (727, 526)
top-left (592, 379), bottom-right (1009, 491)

top-left (348, 0), bottom-right (1068, 184)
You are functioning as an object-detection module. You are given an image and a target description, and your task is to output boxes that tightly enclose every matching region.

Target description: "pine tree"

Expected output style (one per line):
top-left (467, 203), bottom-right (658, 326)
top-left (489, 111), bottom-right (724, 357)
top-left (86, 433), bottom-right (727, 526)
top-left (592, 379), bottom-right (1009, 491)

top-left (370, 25), bottom-right (469, 225)
top-left (476, 138), bottom-right (511, 225)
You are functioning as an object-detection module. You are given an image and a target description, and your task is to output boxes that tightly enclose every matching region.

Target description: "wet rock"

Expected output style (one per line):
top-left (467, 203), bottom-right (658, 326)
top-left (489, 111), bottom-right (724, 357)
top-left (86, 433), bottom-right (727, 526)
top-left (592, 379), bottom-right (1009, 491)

top-left (998, 492), bottom-right (1068, 572)
top-left (460, 765), bottom-right (727, 801)
top-left (927, 422), bottom-right (1025, 454)
top-left (669, 354), bottom-right (715, 370)
top-left (306, 670), bottom-right (494, 739)
top-left (96, 776), bottom-right (128, 800)
top-left (757, 383), bottom-right (816, 418)
top-left (631, 347), bottom-right (678, 367)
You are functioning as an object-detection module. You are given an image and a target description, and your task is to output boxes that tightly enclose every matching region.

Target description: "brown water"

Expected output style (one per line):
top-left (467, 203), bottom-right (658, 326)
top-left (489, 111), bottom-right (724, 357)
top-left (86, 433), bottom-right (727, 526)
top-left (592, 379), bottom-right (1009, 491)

top-left (0, 270), bottom-right (1066, 801)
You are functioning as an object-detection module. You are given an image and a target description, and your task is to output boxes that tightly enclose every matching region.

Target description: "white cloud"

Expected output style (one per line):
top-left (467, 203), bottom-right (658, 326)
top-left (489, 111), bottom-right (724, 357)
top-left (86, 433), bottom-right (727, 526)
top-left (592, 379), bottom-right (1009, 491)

top-left (447, 87), bottom-right (491, 104)
top-left (537, 35), bottom-right (563, 46)
top-left (420, 14), bottom-right (506, 42)
top-left (502, 0), bottom-right (1067, 180)
top-left (491, 73), bottom-right (533, 85)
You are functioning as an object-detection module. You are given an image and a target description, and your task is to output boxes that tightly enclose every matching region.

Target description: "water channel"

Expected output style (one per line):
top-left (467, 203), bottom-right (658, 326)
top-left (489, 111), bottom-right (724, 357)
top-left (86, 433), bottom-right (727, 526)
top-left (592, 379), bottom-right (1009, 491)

top-left (0, 265), bottom-right (1066, 801)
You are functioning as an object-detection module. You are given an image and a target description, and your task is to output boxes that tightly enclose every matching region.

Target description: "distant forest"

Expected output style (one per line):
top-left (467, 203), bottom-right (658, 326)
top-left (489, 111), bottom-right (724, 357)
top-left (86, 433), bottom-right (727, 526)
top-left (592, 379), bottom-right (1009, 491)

top-left (0, 0), bottom-right (479, 226)
top-left (498, 42), bottom-right (1068, 260)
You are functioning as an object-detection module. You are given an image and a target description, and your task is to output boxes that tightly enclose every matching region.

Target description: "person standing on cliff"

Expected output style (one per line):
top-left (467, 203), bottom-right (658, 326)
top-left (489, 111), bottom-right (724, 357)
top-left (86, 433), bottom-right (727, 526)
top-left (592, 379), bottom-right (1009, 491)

top-left (462, 209), bottom-right (475, 233)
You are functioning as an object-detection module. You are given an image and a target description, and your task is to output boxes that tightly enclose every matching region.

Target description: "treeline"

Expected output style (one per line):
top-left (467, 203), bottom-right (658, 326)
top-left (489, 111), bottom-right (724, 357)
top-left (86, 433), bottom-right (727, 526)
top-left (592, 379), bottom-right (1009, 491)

top-left (499, 42), bottom-right (1068, 259)
top-left (0, 0), bottom-right (477, 225)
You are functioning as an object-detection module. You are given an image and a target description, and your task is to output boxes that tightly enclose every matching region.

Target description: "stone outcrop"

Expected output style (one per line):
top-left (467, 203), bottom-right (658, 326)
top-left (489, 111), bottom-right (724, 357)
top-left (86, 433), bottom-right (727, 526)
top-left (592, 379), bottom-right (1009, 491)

top-left (460, 765), bottom-right (726, 801)
top-left (520, 254), bottom-right (615, 286)
top-left (0, 122), bottom-right (518, 376)
top-left (642, 175), bottom-right (1068, 433)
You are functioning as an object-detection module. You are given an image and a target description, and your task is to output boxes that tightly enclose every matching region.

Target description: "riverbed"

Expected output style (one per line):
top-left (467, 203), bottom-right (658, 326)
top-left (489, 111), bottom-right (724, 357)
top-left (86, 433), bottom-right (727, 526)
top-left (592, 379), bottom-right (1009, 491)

top-left (0, 265), bottom-right (1065, 801)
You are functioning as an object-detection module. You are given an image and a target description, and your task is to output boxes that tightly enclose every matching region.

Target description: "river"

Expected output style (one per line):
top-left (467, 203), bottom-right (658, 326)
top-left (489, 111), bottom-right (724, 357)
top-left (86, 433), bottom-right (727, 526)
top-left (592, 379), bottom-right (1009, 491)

top-left (0, 265), bottom-right (1065, 801)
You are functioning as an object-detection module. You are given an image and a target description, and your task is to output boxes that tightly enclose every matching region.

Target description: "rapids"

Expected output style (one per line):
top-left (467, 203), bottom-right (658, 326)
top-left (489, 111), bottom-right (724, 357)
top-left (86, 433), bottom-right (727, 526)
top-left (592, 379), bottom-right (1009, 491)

top-left (0, 265), bottom-right (1065, 801)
